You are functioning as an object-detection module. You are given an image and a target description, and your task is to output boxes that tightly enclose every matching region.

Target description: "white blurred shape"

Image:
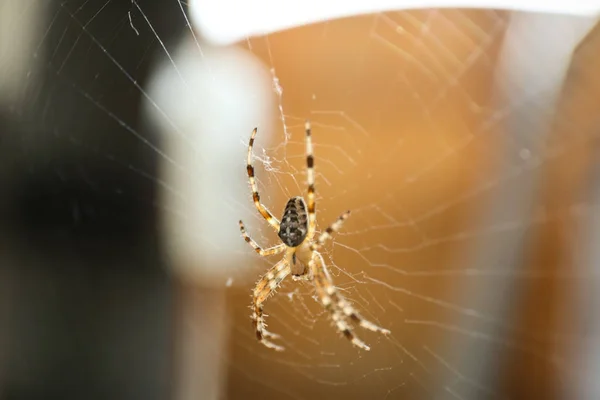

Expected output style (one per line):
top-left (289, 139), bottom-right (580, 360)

top-left (190, 0), bottom-right (600, 46)
top-left (174, 289), bottom-right (227, 400)
top-left (0, 0), bottom-right (45, 105)
top-left (143, 35), bottom-right (276, 400)
top-left (435, 12), bottom-right (596, 400)
top-left (144, 37), bottom-right (275, 285)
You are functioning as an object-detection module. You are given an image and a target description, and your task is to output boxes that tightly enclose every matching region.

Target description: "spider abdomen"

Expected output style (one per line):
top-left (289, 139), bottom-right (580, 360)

top-left (278, 196), bottom-right (308, 247)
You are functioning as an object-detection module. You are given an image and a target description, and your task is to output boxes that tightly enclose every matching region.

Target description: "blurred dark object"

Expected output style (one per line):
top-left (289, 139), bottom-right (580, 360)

top-left (0, 1), bottom-right (187, 399)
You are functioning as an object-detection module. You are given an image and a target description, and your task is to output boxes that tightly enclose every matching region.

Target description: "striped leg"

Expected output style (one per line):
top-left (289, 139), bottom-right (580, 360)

top-left (239, 220), bottom-right (286, 256)
top-left (247, 128), bottom-right (280, 232)
top-left (310, 253), bottom-right (390, 351)
top-left (309, 210), bottom-right (351, 253)
top-left (305, 121), bottom-right (317, 238)
top-left (309, 253), bottom-right (369, 350)
top-left (252, 258), bottom-right (291, 351)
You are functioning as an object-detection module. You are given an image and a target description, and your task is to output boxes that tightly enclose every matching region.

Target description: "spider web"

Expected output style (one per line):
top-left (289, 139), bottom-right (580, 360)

top-left (4, 1), bottom-right (600, 399)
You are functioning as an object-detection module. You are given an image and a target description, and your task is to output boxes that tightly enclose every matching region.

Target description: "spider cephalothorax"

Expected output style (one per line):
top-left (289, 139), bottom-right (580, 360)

top-left (238, 121), bottom-right (390, 352)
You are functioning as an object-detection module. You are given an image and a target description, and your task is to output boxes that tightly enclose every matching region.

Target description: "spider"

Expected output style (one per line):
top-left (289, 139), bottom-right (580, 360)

top-left (238, 121), bottom-right (390, 351)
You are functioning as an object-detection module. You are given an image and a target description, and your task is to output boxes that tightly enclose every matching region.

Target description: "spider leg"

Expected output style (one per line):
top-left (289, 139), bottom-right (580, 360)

top-left (310, 252), bottom-right (390, 351)
top-left (247, 127), bottom-right (280, 232)
top-left (291, 272), bottom-right (312, 282)
top-left (309, 253), bottom-right (369, 350)
top-left (309, 210), bottom-right (351, 253)
top-left (311, 212), bottom-right (389, 335)
top-left (305, 120), bottom-right (317, 239)
top-left (252, 258), bottom-right (291, 351)
top-left (239, 220), bottom-right (286, 256)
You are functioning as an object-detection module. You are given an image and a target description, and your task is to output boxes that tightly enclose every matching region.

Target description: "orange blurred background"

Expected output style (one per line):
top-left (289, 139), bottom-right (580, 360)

top-left (190, 10), bottom-right (600, 400)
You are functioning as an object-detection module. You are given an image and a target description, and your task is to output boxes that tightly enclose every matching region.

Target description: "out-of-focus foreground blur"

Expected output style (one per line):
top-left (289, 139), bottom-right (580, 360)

top-left (1, 1), bottom-right (600, 400)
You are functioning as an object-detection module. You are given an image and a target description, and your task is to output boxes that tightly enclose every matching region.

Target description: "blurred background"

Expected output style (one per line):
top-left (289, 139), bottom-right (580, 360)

top-left (1, 1), bottom-right (600, 399)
